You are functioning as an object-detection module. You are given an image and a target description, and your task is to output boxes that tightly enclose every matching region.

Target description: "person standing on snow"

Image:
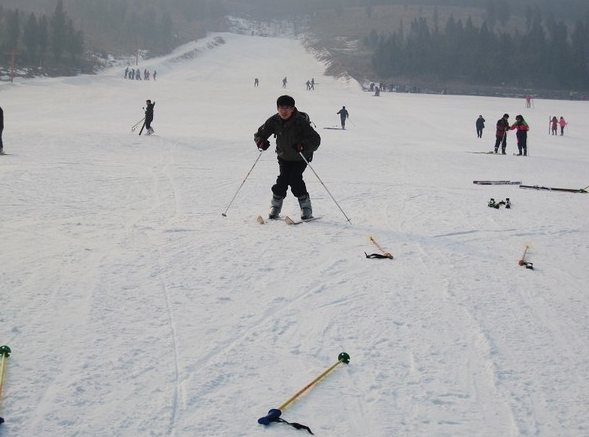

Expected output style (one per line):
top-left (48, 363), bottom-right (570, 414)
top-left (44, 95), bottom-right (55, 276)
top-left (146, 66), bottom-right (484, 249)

top-left (559, 116), bottom-right (567, 135)
top-left (476, 115), bottom-right (485, 138)
top-left (550, 116), bottom-right (558, 135)
top-left (494, 113), bottom-right (510, 154)
top-left (337, 106), bottom-right (349, 130)
top-left (254, 95), bottom-right (321, 220)
top-left (510, 114), bottom-right (530, 156)
top-left (144, 100), bottom-right (155, 135)
top-left (0, 105), bottom-right (4, 155)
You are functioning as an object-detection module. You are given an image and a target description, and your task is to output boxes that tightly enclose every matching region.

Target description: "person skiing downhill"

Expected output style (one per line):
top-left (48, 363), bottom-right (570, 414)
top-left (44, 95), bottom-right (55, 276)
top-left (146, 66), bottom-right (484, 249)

top-left (510, 114), bottom-right (530, 156)
top-left (337, 106), bottom-right (349, 129)
top-left (254, 95), bottom-right (321, 220)
top-left (494, 113), bottom-right (510, 154)
top-left (144, 100), bottom-right (155, 135)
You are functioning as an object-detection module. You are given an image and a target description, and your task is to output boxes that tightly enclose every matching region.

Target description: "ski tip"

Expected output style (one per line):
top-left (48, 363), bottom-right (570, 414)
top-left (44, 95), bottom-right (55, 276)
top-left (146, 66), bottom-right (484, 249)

top-left (257, 215), bottom-right (265, 224)
top-left (284, 216), bottom-right (295, 225)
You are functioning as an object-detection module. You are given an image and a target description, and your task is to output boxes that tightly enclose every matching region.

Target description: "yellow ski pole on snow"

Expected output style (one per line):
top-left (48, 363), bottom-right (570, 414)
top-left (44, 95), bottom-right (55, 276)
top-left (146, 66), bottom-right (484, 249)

top-left (258, 352), bottom-right (350, 432)
top-left (0, 345), bottom-right (12, 425)
top-left (518, 244), bottom-right (534, 269)
top-left (368, 235), bottom-right (394, 259)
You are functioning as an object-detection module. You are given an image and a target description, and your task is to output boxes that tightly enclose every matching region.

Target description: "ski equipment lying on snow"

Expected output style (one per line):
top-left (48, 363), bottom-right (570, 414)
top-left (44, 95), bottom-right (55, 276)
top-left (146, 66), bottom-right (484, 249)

top-left (0, 345), bottom-right (12, 425)
top-left (473, 180), bottom-right (521, 185)
top-left (518, 245), bottom-right (534, 270)
top-left (519, 184), bottom-right (588, 193)
top-left (467, 151), bottom-right (506, 154)
top-left (285, 216), bottom-right (320, 225)
top-left (367, 236), bottom-right (394, 259)
top-left (257, 352), bottom-right (350, 434)
top-left (488, 198), bottom-right (511, 209)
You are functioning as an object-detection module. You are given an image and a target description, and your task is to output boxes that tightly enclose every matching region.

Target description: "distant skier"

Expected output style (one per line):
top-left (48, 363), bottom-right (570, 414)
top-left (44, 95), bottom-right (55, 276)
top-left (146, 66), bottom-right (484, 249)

top-left (254, 77), bottom-right (259, 87)
top-left (510, 114), bottom-right (530, 156)
top-left (494, 113), bottom-right (510, 154)
top-left (254, 95), bottom-right (321, 220)
top-left (550, 116), bottom-right (558, 135)
top-left (144, 100), bottom-right (155, 135)
top-left (0, 105), bottom-right (4, 155)
top-left (559, 116), bottom-right (567, 135)
top-left (337, 106), bottom-right (349, 130)
top-left (282, 77), bottom-right (288, 88)
top-left (476, 115), bottom-right (485, 138)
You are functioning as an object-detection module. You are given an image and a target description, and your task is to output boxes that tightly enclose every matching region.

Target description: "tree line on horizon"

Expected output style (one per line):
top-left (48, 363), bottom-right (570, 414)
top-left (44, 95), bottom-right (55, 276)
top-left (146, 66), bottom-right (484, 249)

top-left (369, 13), bottom-right (589, 90)
top-left (0, 0), bottom-right (83, 71)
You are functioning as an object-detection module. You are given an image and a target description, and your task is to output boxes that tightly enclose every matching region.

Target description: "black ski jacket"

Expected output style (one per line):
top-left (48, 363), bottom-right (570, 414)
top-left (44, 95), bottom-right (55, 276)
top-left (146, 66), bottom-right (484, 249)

top-left (254, 109), bottom-right (321, 162)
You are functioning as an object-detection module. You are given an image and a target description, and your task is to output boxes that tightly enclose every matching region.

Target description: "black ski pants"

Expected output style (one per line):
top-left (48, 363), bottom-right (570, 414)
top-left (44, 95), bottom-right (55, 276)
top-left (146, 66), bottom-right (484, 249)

top-left (272, 158), bottom-right (308, 199)
top-left (517, 133), bottom-right (527, 155)
top-left (145, 115), bottom-right (153, 130)
top-left (494, 135), bottom-right (506, 153)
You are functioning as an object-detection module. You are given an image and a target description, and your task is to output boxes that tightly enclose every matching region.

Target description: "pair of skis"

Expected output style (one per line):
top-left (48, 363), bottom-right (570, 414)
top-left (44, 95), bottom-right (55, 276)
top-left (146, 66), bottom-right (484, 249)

top-left (519, 184), bottom-right (588, 193)
top-left (257, 215), bottom-right (320, 225)
top-left (473, 180), bottom-right (521, 185)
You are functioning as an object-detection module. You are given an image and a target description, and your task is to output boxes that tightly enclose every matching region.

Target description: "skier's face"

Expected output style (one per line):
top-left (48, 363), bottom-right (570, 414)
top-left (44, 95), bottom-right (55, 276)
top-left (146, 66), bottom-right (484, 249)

top-left (277, 106), bottom-right (294, 120)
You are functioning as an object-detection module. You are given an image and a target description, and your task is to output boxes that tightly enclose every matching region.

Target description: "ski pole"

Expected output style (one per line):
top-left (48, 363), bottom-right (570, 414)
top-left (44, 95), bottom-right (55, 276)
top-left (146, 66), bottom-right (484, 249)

top-left (222, 150), bottom-right (263, 217)
top-left (518, 244), bottom-right (530, 266)
top-left (298, 152), bottom-right (352, 224)
top-left (0, 345), bottom-right (12, 425)
top-left (348, 117), bottom-right (356, 127)
top-left (368, 235), bottom-right (393, 259)
top-left (258, 352), bottom-right (350, 426)
top-left (131, 117), bottom-right (145, 132)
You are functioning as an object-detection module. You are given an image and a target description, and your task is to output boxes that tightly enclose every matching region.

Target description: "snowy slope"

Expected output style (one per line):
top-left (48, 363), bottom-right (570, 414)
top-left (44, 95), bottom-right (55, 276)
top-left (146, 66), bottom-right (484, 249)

top-left (1, 32), bottom-right (588, 437)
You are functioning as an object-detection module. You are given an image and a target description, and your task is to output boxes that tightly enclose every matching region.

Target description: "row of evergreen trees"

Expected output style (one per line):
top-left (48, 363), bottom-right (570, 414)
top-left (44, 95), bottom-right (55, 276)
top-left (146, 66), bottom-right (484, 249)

top-left (369, 14), bottom-right (589, 90)
top-left (0, 0), bottom-right (83, 70)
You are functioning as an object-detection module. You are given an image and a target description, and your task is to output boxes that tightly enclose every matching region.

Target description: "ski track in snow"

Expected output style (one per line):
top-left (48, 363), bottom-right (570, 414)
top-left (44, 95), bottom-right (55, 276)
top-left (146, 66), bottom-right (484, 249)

top-left (1, 32), bottom-right (588, 437)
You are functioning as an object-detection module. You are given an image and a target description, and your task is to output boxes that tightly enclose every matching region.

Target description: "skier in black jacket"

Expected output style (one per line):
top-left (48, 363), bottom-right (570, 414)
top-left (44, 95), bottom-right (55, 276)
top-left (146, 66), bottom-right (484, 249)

top-left (254, 95), bottom-right (321, 220)
top-left (144, 100), bottom-right (155, 135)
top-left (0, 106), bottom-right (4, 154)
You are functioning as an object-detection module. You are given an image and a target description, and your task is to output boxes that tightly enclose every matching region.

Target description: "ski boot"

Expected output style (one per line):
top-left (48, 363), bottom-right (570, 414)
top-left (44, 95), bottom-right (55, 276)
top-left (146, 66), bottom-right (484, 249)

top-left (505, 198), bottom-right (511, 209)
top-left (269, 195), bottom-right (283, 219)
top-left (488, 198), bottom-right (499, 209)
top-left (298, 194), bottom-right (312, 220)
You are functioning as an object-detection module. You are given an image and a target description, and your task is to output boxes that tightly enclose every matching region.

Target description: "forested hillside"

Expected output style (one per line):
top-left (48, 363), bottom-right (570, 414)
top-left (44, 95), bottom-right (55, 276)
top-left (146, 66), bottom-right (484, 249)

top-left (1, 0), bottom-right (588, 94)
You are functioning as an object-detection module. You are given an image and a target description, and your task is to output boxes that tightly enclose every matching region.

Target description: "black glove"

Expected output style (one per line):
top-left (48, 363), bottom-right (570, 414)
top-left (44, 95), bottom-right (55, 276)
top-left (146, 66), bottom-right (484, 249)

top-left (256, 140), bottom-right (270, 151)
top-left (292, 143), bottom-right (305, 152)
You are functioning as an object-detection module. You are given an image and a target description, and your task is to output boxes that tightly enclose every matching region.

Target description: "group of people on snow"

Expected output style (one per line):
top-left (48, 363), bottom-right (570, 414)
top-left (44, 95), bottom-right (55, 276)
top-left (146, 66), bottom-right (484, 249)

top-left (491, 113), bottom-right (529, 155)
top-left (476, 111), bottom-right (567, 156)
top-left (125, 67), bottom-right (157, 81)
top-left (550, 116), bottom-right (567, 135)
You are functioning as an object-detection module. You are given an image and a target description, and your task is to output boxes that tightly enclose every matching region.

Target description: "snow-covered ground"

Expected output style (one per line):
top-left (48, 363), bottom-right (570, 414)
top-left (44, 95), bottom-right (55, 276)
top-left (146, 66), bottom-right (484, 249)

top-left (1, 32), bottom-right (588, 437)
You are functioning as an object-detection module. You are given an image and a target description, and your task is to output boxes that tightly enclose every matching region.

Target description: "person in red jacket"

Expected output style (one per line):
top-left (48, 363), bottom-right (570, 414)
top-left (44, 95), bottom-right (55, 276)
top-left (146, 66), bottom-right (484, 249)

top-left (550, 116), bottom-right (558, 135)
top-left (559, 116), bottom-right (567, 135)
top-left (510, 115), bottom-right (530, 156)
top-left (494, 113), bottom-right (510, 154)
